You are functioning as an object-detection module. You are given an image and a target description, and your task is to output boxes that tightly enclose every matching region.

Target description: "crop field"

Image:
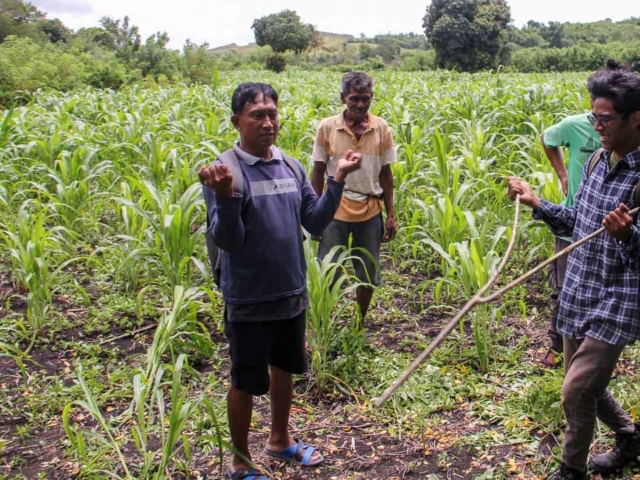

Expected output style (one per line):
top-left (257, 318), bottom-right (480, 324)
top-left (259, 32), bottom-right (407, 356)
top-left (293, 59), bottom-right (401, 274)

top-left (2, 71), bottom-right (640, 480)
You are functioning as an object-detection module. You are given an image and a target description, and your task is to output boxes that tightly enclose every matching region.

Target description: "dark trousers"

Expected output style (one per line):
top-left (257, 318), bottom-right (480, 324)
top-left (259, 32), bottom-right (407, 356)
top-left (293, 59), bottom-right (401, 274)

top-left (561, 335), bottom-right (634, 471)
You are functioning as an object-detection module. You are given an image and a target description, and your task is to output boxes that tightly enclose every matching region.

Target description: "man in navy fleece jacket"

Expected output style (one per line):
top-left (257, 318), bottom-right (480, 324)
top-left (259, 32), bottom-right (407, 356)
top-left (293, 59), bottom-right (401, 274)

top-left (199, 83), bottom-right (362, 480)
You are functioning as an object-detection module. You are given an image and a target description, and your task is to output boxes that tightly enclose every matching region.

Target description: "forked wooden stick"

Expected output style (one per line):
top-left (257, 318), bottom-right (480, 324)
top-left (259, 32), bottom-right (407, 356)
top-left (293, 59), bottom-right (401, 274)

top-left (478, 205), bottom-right (639, 303)
top-left (372, 201), bottom-right (640, 408)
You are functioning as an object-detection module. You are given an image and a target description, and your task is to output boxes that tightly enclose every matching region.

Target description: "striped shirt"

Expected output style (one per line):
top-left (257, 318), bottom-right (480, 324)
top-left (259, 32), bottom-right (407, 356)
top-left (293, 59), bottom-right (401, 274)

top-left (534, 147), bottom-right (640, 345)
top-left (312, 111), bottom-right (396, 222)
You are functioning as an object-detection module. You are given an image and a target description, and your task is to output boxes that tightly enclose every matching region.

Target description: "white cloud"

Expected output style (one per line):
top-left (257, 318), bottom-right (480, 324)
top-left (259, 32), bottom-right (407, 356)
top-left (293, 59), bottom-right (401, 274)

top-left (32, 0), bottom-right (95, 15)
top-left (28, 0), bottom-right (640, 49)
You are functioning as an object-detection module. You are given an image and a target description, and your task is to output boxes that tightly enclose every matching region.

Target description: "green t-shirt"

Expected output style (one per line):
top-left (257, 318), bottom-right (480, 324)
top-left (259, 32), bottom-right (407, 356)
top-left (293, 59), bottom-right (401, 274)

top-left (610, 151), bottom-right (620, 169)
top-left (543, 113), bottom-right (601, 208)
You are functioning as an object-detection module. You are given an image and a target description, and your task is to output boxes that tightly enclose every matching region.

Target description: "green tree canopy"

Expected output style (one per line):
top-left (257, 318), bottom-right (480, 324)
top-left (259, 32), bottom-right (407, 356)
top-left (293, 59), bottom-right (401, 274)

top-left (0, 0), bottom-right (43, 23)
top-left (99, 15), bottom-right (141, 63)
top-left (423, 0), bottom-right (511, 71)
top-left (252, 10), bottom-right (315, 54)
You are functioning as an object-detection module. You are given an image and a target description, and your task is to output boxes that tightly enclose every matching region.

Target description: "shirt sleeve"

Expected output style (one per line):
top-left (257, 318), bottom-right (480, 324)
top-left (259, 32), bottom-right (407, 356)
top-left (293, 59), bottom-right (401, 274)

top-left (312, 121), bottom-right (329, 164)
top-left (618, 225), bottom-right (640, 272)
top-left (543, 118), bottom-right (569, 149)
top-left (532, 199), bottom-right (577, 238)
top-left (298, 165), bottom-right (344, 235)
top-left (381, 122), bottom-right (397, 166)
top-left (203, 185), bottom-right (245, 252)
top-left (532, 166), bottom-right (591, 237)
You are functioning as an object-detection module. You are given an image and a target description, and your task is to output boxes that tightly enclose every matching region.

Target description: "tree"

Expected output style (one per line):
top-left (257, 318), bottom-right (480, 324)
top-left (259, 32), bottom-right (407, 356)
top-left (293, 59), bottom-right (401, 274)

top-left (0, 0), bottom-right (44, 43)
top-left (99, 16), bottom-right (140, 63)
top-left (0, 0), bottom-right (43, 23)
top-left (75, 26), bottom-right (116, 51)
top-left (307, 30), bottom-right (326, 58)
top-left (359, 43), bottom-right (375, 60)
top-left (252, 10), bottom-right (315, 54)
top-left (541, 21), bottom-right (566, 48)
top-left (38, 18), bottom-right (71, 43)
top-left (423, 0), bottom-right (511, 72)
top-left (137, 31), bottom-right (181, 80)
top-left (376, 39), bottom-right (401, 63)
top-left (183, 39), bottom-right (217, 83)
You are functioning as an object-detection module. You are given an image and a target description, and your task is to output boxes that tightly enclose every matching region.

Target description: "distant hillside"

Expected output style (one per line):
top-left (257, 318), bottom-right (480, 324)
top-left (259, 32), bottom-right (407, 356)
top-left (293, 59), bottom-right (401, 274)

top-left (210, 32), bottom-right (354, 55)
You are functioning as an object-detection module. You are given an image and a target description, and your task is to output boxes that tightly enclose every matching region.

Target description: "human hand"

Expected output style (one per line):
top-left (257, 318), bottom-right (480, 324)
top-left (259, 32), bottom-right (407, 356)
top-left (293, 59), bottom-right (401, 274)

top-left (603, 203), bottom-right (634, 243)
top-left (507, 177), bottom-right (540, 209)
top-left (334, 150), bottom-right (363, 182)
top-left (381, 216), bottom-right (397, 243)
top-left (198, 164), bottom-right (234, 197)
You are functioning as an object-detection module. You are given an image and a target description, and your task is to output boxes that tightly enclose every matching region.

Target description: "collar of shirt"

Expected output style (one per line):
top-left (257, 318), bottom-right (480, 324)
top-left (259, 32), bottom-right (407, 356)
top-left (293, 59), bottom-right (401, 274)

top-left (233, 143), bottom-right (282, 166)
top-left (337, 110), bottom-right (372, 134)
top-left (607, 147), bottom-right (640, 170)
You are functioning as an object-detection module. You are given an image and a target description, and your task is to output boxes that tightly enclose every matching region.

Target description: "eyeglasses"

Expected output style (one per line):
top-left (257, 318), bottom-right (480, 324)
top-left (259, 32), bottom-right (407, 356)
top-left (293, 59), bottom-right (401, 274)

top-left (588, 112), bottom-right (622, 126)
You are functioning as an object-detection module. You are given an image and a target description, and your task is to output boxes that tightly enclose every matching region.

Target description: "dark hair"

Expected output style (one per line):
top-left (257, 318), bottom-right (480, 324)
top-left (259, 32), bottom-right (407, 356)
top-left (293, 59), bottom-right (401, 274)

top-left (231, 83), bottom-right (278, 114)
top-left (588, 66), bottom-right (640, 116)
top-left (604, 58), bottom-right (631, 72)
top-left (341, 72), bottom-right (373, 96)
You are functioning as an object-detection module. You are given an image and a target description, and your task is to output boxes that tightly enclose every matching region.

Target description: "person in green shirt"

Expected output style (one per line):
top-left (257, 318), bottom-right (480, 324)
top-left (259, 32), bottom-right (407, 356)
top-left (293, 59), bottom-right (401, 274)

top-left (540, 113), bottom-right (601, 368)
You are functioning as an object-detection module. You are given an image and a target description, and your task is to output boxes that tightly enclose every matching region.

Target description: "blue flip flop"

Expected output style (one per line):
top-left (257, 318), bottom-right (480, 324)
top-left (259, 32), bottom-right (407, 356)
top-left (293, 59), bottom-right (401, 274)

top-left (265, 437), bottom-right (324, 466)
top-left (226, 465), bottom-right (268, 480)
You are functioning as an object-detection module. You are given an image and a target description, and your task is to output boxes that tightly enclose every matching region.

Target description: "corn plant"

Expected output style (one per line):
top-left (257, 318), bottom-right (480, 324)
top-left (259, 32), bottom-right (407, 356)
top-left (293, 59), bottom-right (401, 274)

top-left (0, 340), bottom-right (29, 378)
top-left (305, 242), bottom-right (368, 393)
top-left (63, 287), bottom-right (218, 478)
top-left (117, 179), bottom-right (208, 291)
top-left (0, 202), bottom-right (64, 349)
top-left (424, 218), bottom-right (509, 372)
top-left (0, 108), bottom-right (14, 148)
top-left (143, 286), bottom-right (213, 392)
top-left (413, 188), bottom-right (474, 274)
top-left (32, 147), bottom-right (111, 232)
top-left (64, 354), bottom-right (217, 480)
top-left (63, 365), bottom-right (132, 479)
top-left (111, 181), bottom-right (147, 291)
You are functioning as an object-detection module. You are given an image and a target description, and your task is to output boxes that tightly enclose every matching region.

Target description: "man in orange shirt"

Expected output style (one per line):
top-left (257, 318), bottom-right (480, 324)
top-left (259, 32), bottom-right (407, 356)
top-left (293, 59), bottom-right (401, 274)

top-left (311, 72), bottom-right (397, 321)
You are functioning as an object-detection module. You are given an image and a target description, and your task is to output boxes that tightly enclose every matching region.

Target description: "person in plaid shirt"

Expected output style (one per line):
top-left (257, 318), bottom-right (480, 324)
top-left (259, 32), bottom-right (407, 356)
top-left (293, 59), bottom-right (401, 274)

top-left (508, 65), bottom-right (640, 480)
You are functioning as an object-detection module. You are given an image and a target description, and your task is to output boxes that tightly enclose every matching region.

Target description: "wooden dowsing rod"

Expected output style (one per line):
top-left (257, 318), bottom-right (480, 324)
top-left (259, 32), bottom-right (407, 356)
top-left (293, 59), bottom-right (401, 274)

top-left (372, 199), bottom-right (640, 408)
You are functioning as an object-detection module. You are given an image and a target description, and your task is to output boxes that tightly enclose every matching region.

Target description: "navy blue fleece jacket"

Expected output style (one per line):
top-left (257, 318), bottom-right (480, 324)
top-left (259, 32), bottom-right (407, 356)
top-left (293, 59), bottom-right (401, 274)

top-left (203, 146), bottom-right (344, 304)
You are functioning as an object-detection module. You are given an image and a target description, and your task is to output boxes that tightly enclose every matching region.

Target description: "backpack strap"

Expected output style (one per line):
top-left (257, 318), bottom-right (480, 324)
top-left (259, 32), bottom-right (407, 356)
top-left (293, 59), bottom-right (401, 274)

top-left (202, 148), bottom-right (244, 287)
top-left (586, 148), bottom-right (606, 178)
top-left (203, 149), bottom-right (244, 233)
top-left (281, 152), bottom-right (305, 186)
top-left (217, 149), bottom-right (244, 195)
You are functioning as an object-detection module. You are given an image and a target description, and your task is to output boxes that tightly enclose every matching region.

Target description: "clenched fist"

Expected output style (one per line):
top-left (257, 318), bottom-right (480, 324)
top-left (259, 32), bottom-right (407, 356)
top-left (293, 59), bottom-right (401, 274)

top-left (603, 203), bottom-right (635, 243)
top-left (334, 150), bottom-right (363, 183)
top-left (199, 164), bottom-right (234, 198)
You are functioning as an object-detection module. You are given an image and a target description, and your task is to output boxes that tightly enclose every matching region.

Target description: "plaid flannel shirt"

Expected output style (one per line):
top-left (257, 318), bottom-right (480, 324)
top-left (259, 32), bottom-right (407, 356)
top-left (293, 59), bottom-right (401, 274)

top-left (533, 147), bottom-right (640, 346)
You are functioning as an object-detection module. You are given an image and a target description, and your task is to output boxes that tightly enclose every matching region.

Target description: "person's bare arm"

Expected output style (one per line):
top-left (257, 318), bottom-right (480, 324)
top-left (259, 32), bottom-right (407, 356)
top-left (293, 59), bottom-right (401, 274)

top-left (541, 134), bottom-right (568, 196)
top-left (379, 165), bottom-right (396, 242)
top-left (311, 161), bottom-right (327, 197)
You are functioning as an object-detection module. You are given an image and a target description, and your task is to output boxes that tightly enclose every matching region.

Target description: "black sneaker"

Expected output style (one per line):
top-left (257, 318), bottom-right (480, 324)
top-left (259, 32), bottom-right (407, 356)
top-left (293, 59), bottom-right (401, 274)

top-left (547, 463), bottom-right (588, 480)
top-left (588, 423), bottom-right (640, 474)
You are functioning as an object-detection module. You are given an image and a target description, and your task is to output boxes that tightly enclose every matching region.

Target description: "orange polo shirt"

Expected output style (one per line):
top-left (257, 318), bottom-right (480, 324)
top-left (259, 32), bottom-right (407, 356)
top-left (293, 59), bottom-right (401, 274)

top-left (312, 111), bottom-right (396, 222)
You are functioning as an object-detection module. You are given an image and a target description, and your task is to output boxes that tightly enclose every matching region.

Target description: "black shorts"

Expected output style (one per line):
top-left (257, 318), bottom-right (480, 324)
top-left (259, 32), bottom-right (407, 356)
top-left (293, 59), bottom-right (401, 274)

top-left (224, 311), bottom-right (307, 396)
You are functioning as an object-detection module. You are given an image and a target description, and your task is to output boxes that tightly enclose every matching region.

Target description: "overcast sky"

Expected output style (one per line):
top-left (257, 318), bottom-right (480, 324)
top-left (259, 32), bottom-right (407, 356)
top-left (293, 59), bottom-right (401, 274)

top-left (30, 0), bottom-right (639, 50)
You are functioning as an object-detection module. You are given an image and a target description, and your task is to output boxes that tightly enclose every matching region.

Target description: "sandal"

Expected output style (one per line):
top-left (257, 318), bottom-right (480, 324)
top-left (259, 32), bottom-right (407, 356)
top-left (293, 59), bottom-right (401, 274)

top-left (226, 465), bottom-right (268, 480)
top-left (265, 437), bottom-right (324, 466)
